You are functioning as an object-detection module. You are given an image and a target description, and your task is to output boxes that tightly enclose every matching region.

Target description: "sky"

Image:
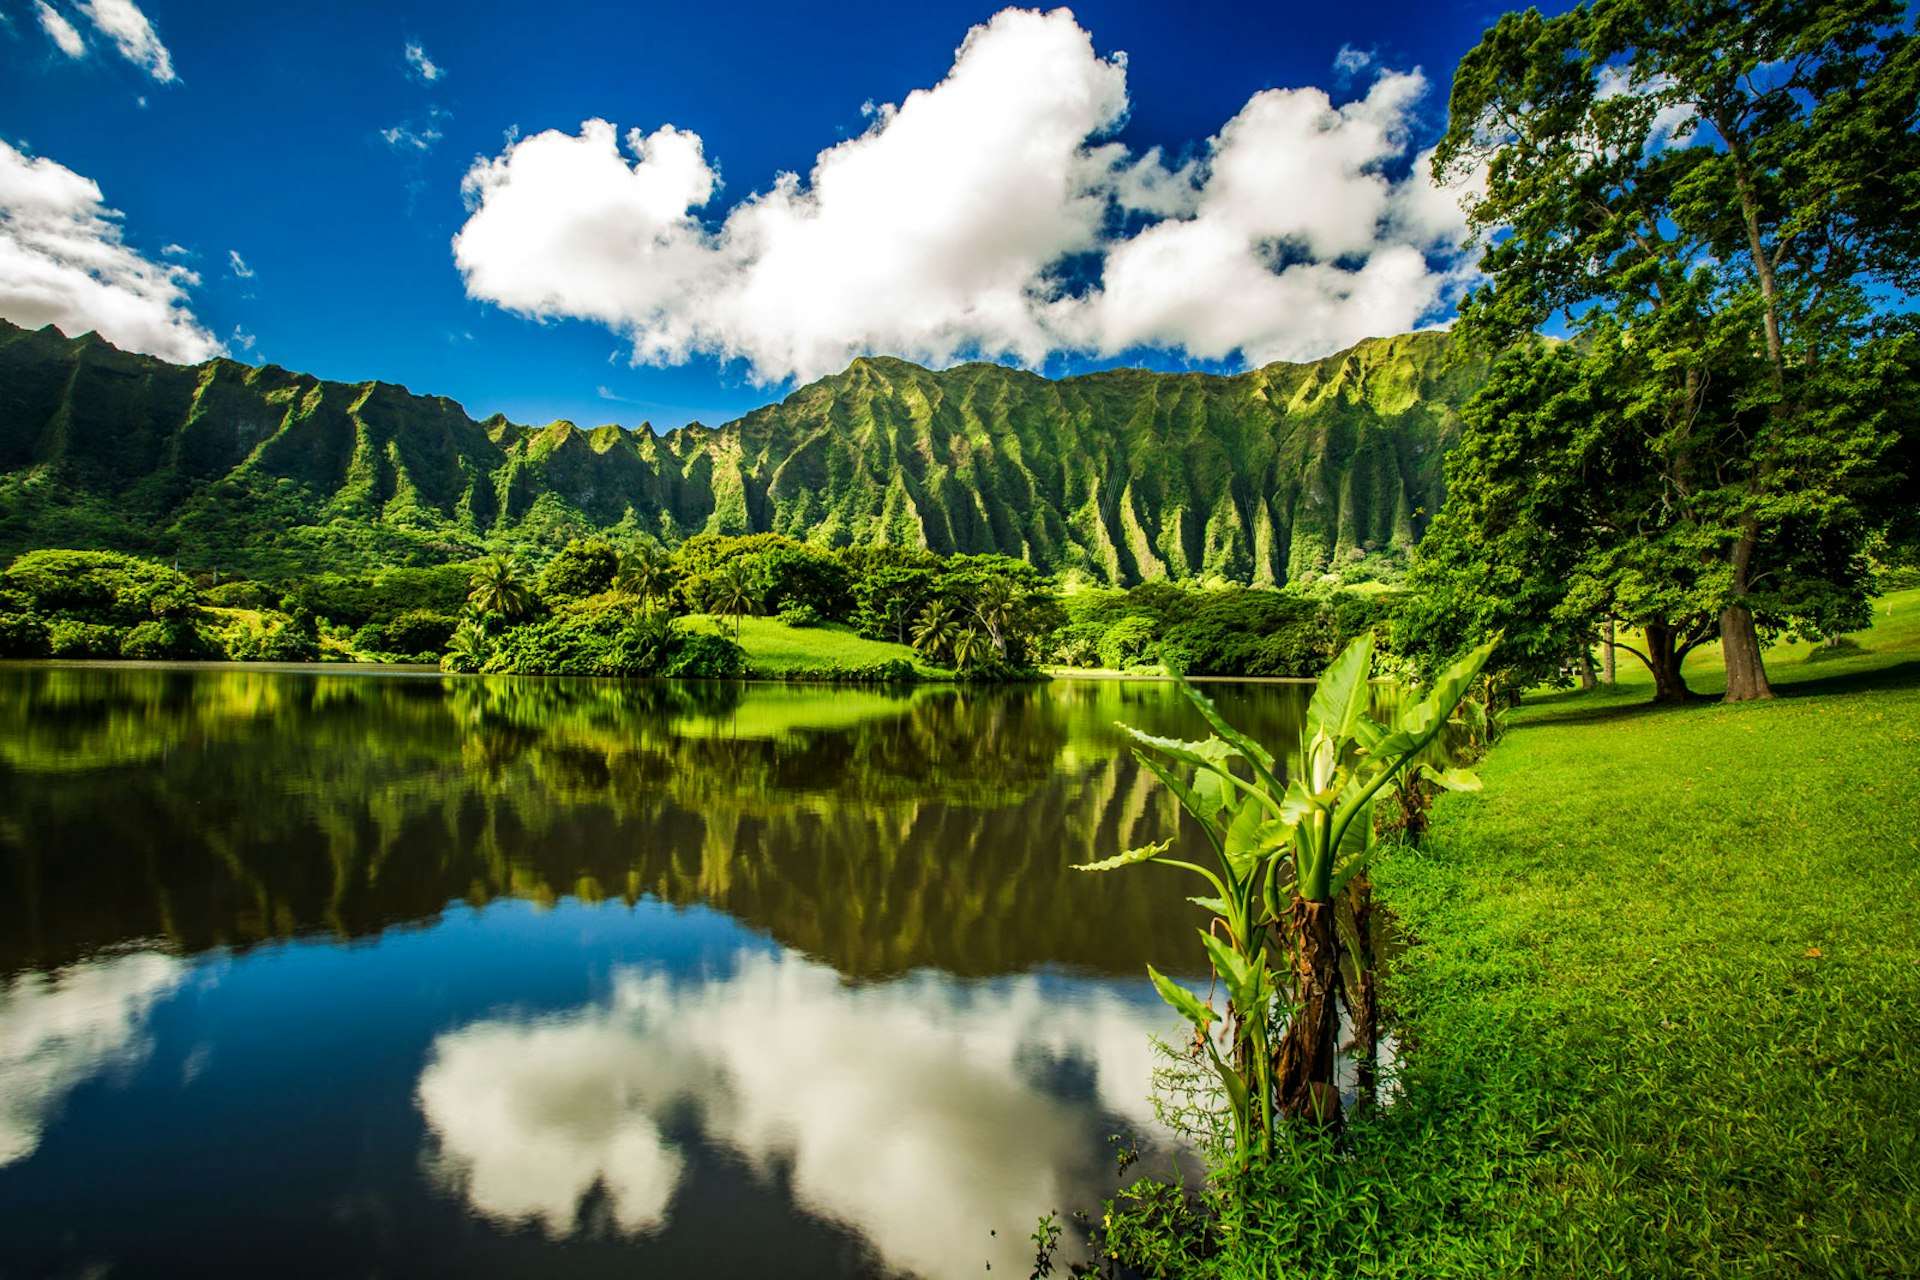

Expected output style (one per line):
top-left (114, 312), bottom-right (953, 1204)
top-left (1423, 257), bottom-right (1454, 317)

top-left (0, 0), bottom-right (1550, 432)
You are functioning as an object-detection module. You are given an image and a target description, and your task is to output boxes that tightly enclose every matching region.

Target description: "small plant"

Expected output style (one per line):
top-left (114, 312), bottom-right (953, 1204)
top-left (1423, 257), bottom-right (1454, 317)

top-left (1077, 631), bottom-right (1495, 1153)
top-left (1029, 1212), bottom-right (1062, 1279)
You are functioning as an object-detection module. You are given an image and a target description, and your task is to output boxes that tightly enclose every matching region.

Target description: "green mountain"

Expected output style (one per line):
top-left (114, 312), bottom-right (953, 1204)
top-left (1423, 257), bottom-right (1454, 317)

top-left (0, 318), bottom-right (1479, 584)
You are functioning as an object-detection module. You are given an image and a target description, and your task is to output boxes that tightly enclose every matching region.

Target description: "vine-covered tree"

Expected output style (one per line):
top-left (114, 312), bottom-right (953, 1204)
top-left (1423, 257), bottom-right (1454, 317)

top-left (1431, 0), bottom-right (1920, 701)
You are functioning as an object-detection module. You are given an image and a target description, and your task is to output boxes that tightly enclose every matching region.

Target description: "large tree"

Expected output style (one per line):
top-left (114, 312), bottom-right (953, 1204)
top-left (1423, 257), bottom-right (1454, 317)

top-left (1433, 0), bottom-right (1920, 701)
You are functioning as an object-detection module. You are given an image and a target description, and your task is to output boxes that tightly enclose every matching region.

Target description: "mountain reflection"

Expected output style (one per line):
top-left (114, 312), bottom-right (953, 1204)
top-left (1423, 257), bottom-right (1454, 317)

top-left (417, 948), bottom-right (1177, 1279)
top-left (0, 666), bottom-right (1325, 979)
top-left (0, 951), bottom-right (185, 1166)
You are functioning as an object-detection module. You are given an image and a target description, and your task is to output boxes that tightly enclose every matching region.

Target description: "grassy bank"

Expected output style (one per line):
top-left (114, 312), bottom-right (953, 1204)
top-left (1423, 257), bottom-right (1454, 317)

top-left (1116, 592), bottom-right (1920, 1276)
top-left (681, 614), bottom-right (952, 680)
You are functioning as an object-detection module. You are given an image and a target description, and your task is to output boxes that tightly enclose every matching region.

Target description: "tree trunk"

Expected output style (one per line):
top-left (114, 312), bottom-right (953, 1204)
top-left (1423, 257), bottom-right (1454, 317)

top-left (1601, 618), bottom-right (1616, 684)
top-left (1644, 622), bottom-right (1693, 703)
top-left (1273, 895), bottom-right (1343, 1128)
top-left (1719, 603), bottom-right (1773, 702)
top-left (1720, 530), bottom-right (1774, 702)
top-left (1578, 648), bottom-right (1597, 692)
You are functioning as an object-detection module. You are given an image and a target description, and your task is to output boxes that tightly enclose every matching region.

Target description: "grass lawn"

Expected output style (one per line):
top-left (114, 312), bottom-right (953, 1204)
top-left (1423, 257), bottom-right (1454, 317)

top-left (1116, 591), bottom-right (1920, 1276)
top-left (680, 614), bottom-right (951, 679)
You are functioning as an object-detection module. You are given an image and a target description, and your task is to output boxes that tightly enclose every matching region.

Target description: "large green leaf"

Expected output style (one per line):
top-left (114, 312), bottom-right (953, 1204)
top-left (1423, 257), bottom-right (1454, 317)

top-left (1072, 837), bottom-right (1174, 873)
top-left (1148, 965), bottom-right (1217, 1029)
top-left (1307, 632), bottom-right (1375, 739)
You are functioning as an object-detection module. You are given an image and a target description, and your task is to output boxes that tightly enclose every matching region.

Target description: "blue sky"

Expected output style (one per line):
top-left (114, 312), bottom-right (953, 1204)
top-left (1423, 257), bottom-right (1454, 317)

top-left (0, 1), bottom-right (1550, 431)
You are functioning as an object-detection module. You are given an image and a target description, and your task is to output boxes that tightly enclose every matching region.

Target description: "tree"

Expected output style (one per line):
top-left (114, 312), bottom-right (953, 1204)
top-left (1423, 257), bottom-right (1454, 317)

top-left (1435, 0), bottom-right (1920, 702)
top-left (709, 559), bottom-right (758, 639)
top-left (467, 554), bottom-right (537, 623)
top-left (614, 544), bottom-right (673, 604)
top-left (911, 599), bottom-right (960, 663)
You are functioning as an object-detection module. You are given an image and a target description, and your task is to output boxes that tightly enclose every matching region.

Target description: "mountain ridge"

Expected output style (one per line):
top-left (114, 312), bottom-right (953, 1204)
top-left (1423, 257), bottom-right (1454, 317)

top-left (0, 318), bottom-right (1480, 584)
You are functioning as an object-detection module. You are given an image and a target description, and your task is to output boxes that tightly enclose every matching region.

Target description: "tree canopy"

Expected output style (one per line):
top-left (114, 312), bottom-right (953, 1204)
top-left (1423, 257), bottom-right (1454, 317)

top-left (1423, 0), bottom-right (1920, 701)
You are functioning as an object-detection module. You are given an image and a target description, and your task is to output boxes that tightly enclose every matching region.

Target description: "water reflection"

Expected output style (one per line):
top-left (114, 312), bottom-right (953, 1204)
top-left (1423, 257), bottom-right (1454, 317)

top-left (0, 664), bottom-right (1351, 1278)
top-left (419, 949), bottom-right (1174, 1278)
top-left (0, 951), bottom-right (185, 1166)
top-left (0, 666), bottom-right (1335, 978)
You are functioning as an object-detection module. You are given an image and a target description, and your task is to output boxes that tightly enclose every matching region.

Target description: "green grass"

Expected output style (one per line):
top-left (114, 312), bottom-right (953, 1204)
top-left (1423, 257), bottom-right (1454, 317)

top-left (681, 614), bottom-right (951, 680)
top-left (1111, 593), bottom-right (1920, 1277)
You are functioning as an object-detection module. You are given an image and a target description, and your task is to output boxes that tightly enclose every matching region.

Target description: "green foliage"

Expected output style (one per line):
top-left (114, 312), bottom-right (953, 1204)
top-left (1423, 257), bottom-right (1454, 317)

top-left (1082, 633), bottom-right (1495, 1156)
top-left (467, 554), bottom-right (538, 623)
top-left (2, 549), bottom-right (196, 626)
top-left (536, 538), bottom-right (620, 603)
top-left (351, 609), bottom-right (458, 660)
top-left (0, 611), bottom-right (50, 657)
top-left (482, 602), bottom-right (678, 677)
top-left (1433, 0), bottom-right (1920, 702)
top-left (663, 632), bottom-right (747, 679)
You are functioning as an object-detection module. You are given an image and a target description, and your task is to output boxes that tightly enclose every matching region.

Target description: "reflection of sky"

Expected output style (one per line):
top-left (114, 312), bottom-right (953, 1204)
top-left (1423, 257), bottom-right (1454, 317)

top-left (0, 952), bottom-right (185, 1166)
top-left (418, 950), bottom-right (1179, 1279)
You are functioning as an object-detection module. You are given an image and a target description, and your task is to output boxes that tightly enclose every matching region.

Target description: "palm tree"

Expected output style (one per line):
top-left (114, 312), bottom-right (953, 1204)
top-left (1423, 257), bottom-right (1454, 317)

top-left (951, 623), bottom-right (992, 670)
top-left (440, 618), bottom-right (492, 673)
top-left (468, 554), bottom-right (535, 622)
top-left (614, 545), bottom-right (670, 604)
top-left (969, 578), bottom-right (1015, 660)
top-left (710, 559), bottom-right (758, 639)
top-left (912, 599), bottom-right (959, 663)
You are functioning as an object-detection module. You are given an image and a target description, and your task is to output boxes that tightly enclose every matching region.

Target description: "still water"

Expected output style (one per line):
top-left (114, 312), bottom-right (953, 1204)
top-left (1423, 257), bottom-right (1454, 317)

top-left (0, 666), bottom-right (1327, 1279)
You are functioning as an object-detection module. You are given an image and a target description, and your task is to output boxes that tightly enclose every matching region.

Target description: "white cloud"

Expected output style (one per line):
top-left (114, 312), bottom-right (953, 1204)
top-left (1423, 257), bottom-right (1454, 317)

top-left (1334, 43), bottom-right (1373, 75)
top-left (0, 141), bottom-right (223, 362)
top-left (226, 248), bottom-right (253, 278)
top-left (417, 950), bottom-right (1181, 1278)
top-left (405, 40), bottom-right (443, 84)
top-left (73, 0), bottom-right (174, 83)
top-left (381, 107), bottom-right (450, 155)
top-left (0, 952), bottom-right (186, 1167)
top-left (35, 2), bottom-right (86, 59)
top-left (453, 6), bottom-right (1474, 384)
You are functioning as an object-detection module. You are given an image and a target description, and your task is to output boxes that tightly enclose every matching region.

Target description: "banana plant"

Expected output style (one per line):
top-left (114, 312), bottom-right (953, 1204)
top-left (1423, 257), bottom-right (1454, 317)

top-left (1077, 630), bottom-right (1497, 1155)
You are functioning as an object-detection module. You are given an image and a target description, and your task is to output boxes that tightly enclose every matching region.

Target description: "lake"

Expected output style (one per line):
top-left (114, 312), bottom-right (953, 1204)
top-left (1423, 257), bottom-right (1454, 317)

top-left (0, 665), bottom-right (1330, 1279)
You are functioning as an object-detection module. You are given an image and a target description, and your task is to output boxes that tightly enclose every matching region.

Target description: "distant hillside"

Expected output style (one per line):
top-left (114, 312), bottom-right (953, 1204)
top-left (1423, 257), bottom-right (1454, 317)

top-left (0, 319), bottom-right (1480, 584)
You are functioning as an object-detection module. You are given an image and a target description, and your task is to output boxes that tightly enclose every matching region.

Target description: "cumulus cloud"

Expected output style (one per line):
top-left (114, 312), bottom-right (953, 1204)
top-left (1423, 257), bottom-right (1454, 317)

top-left (453, 7), bottom-right (1475, 384)
top-left (0, 952), bottom-right (186, 1166)
top-left (0, 141), bottom-right (223, 361)
top-left (73, 0), bottom-right (174, 82)
top-left (405, 40), bottom-right (443, 83)
top-left (35, 1), bottom-right (86, 59)
top-left (418, 950), bottom-right (1181, 1278)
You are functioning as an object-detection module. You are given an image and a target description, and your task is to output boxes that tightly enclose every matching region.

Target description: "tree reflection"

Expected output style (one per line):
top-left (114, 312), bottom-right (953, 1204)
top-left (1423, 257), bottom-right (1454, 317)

top-left (0, 667), bottom-right (1331, 979)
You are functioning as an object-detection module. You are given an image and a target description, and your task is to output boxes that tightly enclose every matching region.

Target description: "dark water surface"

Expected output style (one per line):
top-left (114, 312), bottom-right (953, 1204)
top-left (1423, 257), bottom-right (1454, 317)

top-left (0, 665), bottom-right (1324, 1279)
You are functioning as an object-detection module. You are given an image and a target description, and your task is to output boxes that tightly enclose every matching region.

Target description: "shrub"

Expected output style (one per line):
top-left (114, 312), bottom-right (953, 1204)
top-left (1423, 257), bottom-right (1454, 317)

top-left (777, 602), bottom-right (823, 628)
top-left (47, 620), bottom-right (123, 657)
top-left (665, 632), bottom-right (747, 679)
top-left (352, 609), bottom-right (459, 657)
top-left (121, 618), bottom-right (211, 660)
top-left (0, 611), bottom-right (51, 658)
top-left (3, 549), bottom-right (196, 626)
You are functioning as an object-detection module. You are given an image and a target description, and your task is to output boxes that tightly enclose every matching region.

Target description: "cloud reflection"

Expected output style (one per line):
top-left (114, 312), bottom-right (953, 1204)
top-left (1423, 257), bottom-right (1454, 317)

top-left (0, 951), bottom-right (185, 1166)
top-left (417, 950), bottom-right (1177, 1276)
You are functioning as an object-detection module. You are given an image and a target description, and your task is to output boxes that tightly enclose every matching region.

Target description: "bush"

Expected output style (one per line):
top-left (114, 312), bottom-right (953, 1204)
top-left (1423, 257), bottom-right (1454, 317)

top-left (121, 618), bottom-right (211, 660)
top-left (47, 620), bottom-right (123, 657)
top-left (0, 611), bottom-right (50, 658)
top-left (777, 602), bottom-right (823, 628)
top-left (3, 549), bottom-right (196, 626)
top-left (665, 632), bottom-right (747, 679)
top-left (220, 619), bottom-right (320, 662)
top-left (484, 603), bottom-right (681, 677)
top-left (352, 609), bottom-right (459, 658)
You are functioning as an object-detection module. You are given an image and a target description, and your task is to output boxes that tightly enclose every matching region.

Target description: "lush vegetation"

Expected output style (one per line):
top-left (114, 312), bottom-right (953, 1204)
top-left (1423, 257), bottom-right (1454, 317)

top-left (0, 318), bottom-right (1473, 586)
top-left (1099, 588), bottom-right (1920, 1277)
top-left (1404, 0), bottom-right (1919, 705)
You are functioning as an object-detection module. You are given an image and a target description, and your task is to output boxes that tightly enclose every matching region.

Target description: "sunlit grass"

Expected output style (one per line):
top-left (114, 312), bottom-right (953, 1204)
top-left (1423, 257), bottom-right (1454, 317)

top-left (681, 614), bottom-right (951, 678)
top-left (1110, 592), bottom-right (1920, 1276)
